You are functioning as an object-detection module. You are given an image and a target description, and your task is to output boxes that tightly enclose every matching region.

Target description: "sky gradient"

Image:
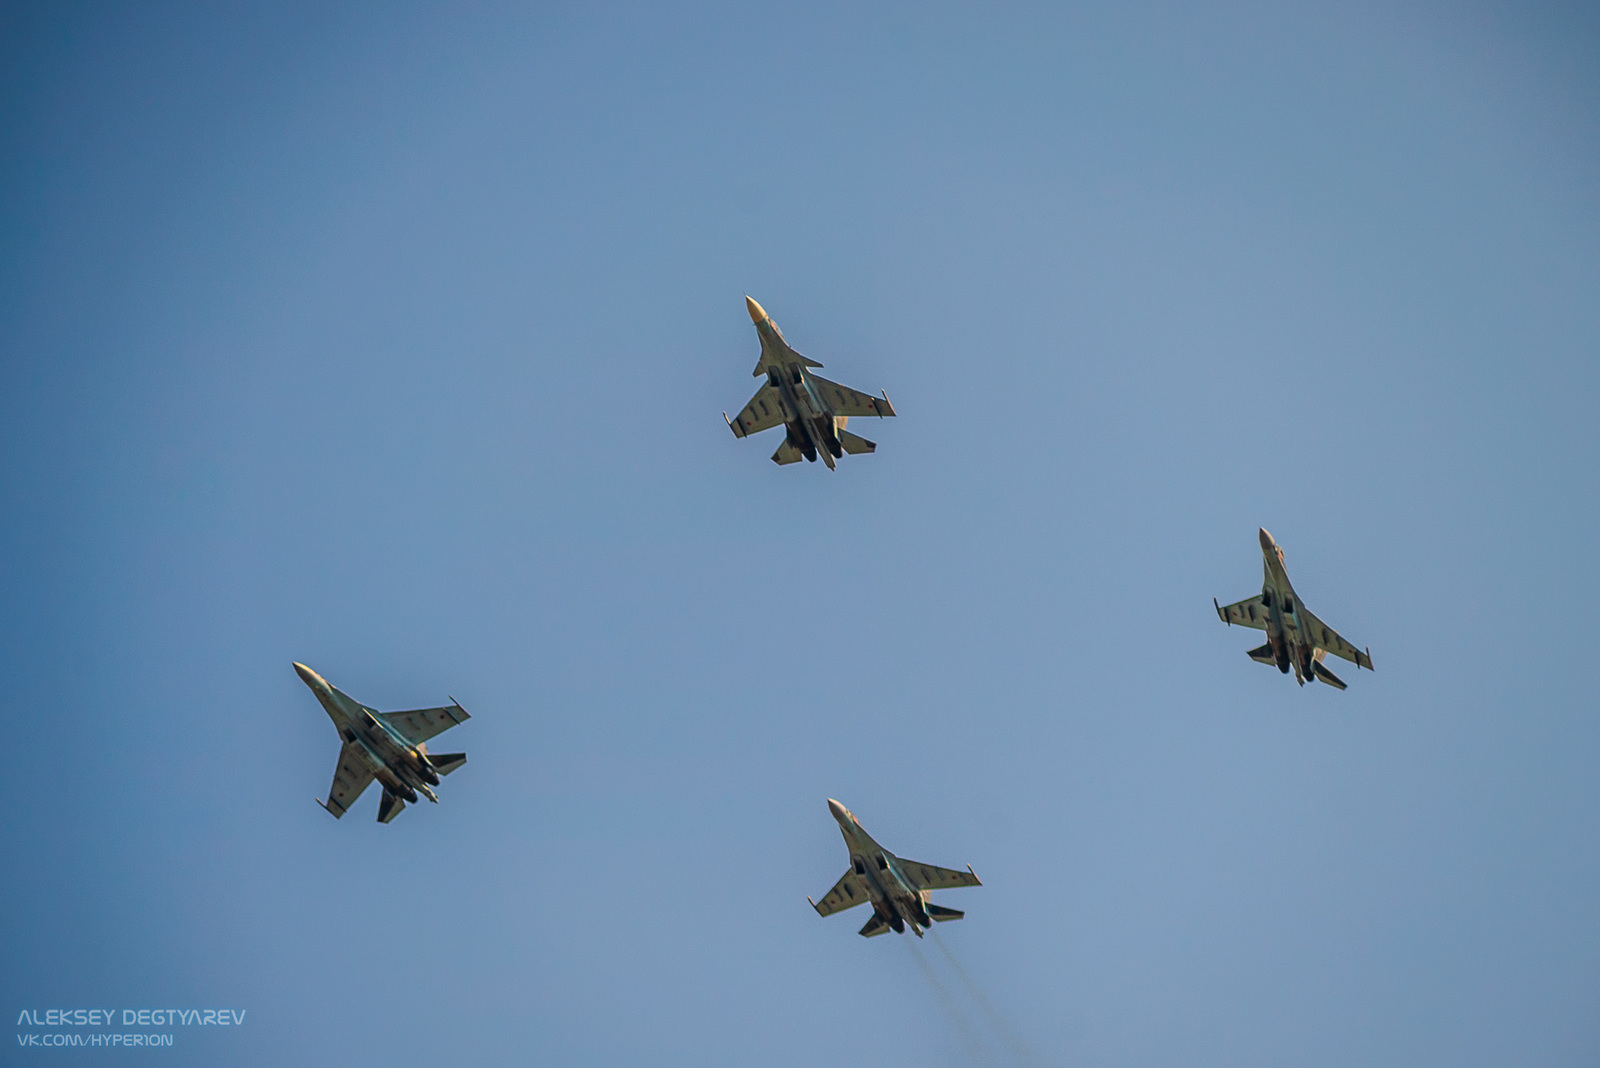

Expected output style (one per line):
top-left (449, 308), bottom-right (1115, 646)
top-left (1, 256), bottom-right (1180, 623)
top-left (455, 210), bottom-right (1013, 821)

top-left (3, 2), bottom-right (1599, 1065)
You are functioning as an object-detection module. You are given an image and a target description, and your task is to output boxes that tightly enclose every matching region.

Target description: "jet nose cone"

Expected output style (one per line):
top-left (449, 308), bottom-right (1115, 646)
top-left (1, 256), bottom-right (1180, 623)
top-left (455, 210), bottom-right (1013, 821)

top-left (745, 295), bottom-right (767, 324)
top-left (292, 662), bottom-right (323, 688)
top-left (827, 798), bottom-right (850, 822)
top-left (1258, 527), bottom-right (1276, 552)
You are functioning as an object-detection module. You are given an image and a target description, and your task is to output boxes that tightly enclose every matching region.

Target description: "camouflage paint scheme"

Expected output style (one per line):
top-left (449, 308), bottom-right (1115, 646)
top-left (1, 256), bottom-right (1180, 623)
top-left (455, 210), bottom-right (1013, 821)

top-left (725, 296), bottom-right (896, 469)
top-left (810, 799), bottom-right (980, 938)
top-left (294, 663), bottom-right (469, 823)
top-left (1215, 528), bottom-right (1375, 690)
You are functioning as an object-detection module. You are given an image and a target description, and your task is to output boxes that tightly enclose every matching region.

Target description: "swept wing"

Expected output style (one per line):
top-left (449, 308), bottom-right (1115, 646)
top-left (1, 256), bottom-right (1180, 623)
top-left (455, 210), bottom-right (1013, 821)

top-left (727, 384), bottom-right (788, 438)
top-left (1300, 607), bottom-right (1374, 669)
top-left (809, 374), bottom-right (895, 418)
top-left (323, 742), bottom-right (374, 818)
top-left (897, 859), bottom-right (982, 891)
top-left (379, 703), bottom-right (470, 745)
top-left (811, 870), bottom-right (870, 916)
top-left (1216, 595), bottom-right (1270, 630)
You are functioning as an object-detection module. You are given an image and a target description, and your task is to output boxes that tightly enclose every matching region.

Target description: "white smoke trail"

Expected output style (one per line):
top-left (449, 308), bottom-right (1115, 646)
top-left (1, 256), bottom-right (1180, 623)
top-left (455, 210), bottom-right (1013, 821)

top-left (906, 938), bottom-right (995, 1066)
top-left (929, 932), bottom-right (1042, 1067)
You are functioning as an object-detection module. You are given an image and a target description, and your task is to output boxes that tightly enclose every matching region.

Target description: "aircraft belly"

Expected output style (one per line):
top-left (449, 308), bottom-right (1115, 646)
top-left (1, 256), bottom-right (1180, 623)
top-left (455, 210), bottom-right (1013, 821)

top-left (798, 379), bottom-right (828, 416)
top-left (358, 732), bottom-right (419, 793)
top-left (876, 868), bottom-right (917, 915)
top-left (777, 377), bottom-right (823, 420)
top-left (859, 870), bottom-right (895, 913)
top-left (348, 737), bottom-right (384, 776)
top-left (362, 731), bottom-right (404, 771)
top-left (793, 414), bottom-right (833, 467)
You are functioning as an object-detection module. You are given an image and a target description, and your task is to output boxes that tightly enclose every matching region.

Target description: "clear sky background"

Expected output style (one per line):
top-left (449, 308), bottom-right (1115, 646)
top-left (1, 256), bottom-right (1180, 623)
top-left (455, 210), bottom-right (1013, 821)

top-left (3, 2), bottom-right (1598, 1065)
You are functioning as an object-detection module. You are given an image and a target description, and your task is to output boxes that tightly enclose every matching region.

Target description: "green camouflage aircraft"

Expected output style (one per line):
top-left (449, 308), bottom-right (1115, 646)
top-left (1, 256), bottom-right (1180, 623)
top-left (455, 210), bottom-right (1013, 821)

top-left (810, 799), bottom-right (981, 938)
top-left (1215, 528), bottom-right (1375, 690)
top-left (295, 663), bottom-right (469, 823)
top-left (725, 296), bottom-right (896, 468)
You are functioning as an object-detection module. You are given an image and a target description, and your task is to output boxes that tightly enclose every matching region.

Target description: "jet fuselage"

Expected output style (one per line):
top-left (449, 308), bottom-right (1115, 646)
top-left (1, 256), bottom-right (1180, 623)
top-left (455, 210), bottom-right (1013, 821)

top-left (294, 663), bottom-right (440, 805)
top-left (748, 297), bottom-right (847, 469)
top-left (1256, 528), bottom-right (1320, 685)
top-left (828, 799), bottom-right (934, 936)
top-left (1216, 528), bottom-right (1372, 689)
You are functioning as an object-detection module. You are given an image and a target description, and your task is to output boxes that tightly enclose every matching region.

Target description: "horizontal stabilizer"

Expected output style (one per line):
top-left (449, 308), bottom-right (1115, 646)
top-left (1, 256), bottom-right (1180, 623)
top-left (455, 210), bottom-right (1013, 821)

top-left (1311, 653), bottom-right (1347, 690)
top-left (858, 914), bottom-right (891, 938)
top-left (376, 789), bottom-right (407, 824)
top-left (1246, 642), bottom-right (1277, 665)
top-left (926, 904), bottom-right (965, 923)
top-left (837, 429), bottom-right (876, 455)
top-left (771, 439), bottom-right (804, 465)
top-left (430, 752), bottom-right (467, 776)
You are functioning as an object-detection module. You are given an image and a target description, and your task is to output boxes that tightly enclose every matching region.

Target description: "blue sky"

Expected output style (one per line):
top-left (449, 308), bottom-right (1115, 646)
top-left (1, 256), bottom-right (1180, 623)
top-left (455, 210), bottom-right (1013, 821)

top-left (3, 2), bottom-right (1598, 1065)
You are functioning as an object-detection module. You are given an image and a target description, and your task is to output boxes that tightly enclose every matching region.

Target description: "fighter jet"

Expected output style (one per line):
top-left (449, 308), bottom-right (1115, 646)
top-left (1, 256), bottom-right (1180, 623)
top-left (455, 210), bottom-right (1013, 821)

top-left (809, 799), bottom-right (980, 938)
top-left (1214, 528), bottom-right (1375, 689)
top-left (724, 296), bottom-right (896, 468)
top-left (294, 662), bottom-right (469, 823)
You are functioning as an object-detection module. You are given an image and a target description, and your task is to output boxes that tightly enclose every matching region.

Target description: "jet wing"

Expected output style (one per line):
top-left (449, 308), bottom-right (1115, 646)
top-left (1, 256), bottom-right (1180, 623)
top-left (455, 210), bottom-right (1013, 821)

top-left (727, 383), bottom-right (789, 438)
top-left (1300, 607), bottom-right (1374, 670)
top-left (897, 859), bottom-right (981, 891)
top-left (379, 703), bottom-right (469, 745)
top-left (322, 742), bottom-right (374, 819)
top-left (809, 375), bottom-right (895, 418)
top-left (810, 870), bottom-right (870, 916)
top-left (1216, 595), bottom-right (1270, 631)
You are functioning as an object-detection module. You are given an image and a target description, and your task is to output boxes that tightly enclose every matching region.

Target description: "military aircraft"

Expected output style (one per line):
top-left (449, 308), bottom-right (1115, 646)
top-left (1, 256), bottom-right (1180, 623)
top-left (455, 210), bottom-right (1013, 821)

top-left (809, 799), bottom-right (980, 937)
top-left (294, 662), bottom-right (469, 823)
top-left (1214, 528), bottom-right (1375, 690)
top-left (724, 296), bottom-right (896, 468)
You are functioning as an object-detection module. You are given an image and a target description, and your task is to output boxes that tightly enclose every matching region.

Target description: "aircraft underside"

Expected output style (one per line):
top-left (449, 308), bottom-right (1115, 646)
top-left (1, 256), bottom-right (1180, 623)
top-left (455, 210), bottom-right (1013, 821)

top-left (1246, 634), bottom-right (1348, 689)
top-left (796, 417), bottom-right (842, 461)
